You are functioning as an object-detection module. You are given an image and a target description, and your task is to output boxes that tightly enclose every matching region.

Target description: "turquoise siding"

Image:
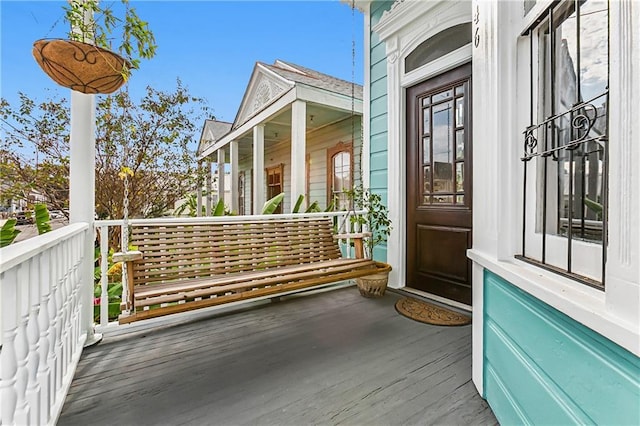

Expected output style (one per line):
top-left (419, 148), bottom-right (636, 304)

top-left (369, 1), bottom-right (393, 263)
top-left (484, 270), bottom-right (640, 425)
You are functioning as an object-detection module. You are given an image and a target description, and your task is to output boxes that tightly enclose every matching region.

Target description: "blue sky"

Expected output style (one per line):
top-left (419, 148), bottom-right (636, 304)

top-left (1, 0), bottom-right (364, 123)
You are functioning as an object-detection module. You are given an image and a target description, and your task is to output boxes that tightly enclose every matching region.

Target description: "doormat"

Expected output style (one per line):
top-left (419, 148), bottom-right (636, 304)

top-left (395, 297), bottom-right (471, 326)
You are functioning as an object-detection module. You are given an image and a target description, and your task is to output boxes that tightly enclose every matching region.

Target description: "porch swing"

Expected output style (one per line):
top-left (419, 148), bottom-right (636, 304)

top-left (112, 1), bottom-right (390, 324)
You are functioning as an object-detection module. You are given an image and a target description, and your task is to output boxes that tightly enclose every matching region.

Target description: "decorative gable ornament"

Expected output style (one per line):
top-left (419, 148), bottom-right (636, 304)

top-left (253, 81), bottom-right (272, 113)
top-left (235, 71), bottom-right (290, 127)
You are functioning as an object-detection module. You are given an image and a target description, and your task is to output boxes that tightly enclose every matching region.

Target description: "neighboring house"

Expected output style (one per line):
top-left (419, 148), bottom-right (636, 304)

top-left (0, 186), bottom-right (49, 214)
top-left (198, 60), bottom-right (363, 214)
top-left (194, 119), bottom-right (234, 213)
top-left (358, 0), bottom-right (639, 424)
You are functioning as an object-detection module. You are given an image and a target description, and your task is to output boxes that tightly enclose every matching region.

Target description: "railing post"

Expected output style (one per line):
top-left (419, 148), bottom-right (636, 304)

top-left (69, 86), bottom-right (100, 347)
top-left (100, 226), bottom-right (109, 326)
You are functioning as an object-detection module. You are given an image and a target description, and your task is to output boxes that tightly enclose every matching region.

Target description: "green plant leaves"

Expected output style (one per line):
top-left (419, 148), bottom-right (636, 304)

top-left (63, 0), bottom-right (157, 79)
top-left (34, 203), bottom-right (52, 235)
top-left (213, 198), bottom-right (226, 216)
top-left (305, 201), bottom-right (321, 213)
top-left (262, 192), bottom-right (284, 214)
top-left (293, 195), bottom-right (305, 213)
top-left (1, 219), bottom-right (20, 247)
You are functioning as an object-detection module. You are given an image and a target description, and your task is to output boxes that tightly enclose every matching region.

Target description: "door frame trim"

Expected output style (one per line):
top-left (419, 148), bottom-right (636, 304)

top-left (385, 56), bottom-right (472, 291)
top-left (374, 0), bottom-right (473, 291)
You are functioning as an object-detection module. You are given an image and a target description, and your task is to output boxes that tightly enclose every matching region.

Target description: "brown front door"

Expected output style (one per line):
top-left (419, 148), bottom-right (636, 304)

top-left (406, 63), bottom-right (472, 305)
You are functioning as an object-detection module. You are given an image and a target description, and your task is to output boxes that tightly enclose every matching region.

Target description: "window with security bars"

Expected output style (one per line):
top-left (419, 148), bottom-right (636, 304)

top-left (518, 0), bottom-right (609, 287)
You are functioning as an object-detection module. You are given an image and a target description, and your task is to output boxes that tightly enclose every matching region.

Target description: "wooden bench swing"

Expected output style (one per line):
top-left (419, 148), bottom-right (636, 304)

top-left (114, 216), bottom-right (390, 324)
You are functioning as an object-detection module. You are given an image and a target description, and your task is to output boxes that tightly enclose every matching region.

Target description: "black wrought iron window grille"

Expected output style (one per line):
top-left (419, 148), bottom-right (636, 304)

top-left (518, 0), bottom-right (609, 288)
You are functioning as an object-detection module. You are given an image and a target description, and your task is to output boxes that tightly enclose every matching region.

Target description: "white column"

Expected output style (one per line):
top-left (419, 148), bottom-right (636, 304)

top-left (230, 140), bottom-right (239, 213)
top-left (205, 160), bottom-right (212, 216)
top-left (384, 38), bottom-right (405, 288)
top-left (196, 161), bottom-right (203, 217)
top-left (606, 0), bottom-right (640, 328)
top-left (69, 91), bottom-right (100, 346)
top-left (290, 100), bottom-right (307, 212)
top-left (253, 125), bottom-right (265, 214)
top-left (217, 148), bottom-right (226, 210)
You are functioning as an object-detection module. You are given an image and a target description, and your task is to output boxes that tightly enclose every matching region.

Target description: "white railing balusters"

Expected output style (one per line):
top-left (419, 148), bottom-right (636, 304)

top-left (15, 262), bottom-right (31, 425)
top-left (60, 239), bottom-right (71, 381)
top-left (72, 236), bottom-right (84, 358)
top-left (70, 240), bottom-right (79, 357)
top-left (0, 269), bottom-right (19, 425)
top-left (37, 249), bottom-right (52, 423)
top-left (1, 223), bottom-right (90, 425)
top-left (47, 243), bottom-right (58, 411)
top-left (100, 226), bottom-right (108, 325)
top-left (26, 254), bottom-right (42, 423)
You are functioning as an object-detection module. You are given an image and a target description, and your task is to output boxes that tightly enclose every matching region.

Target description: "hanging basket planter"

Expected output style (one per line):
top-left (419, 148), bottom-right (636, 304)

top-left (32, 39), bottom-right (129, 95)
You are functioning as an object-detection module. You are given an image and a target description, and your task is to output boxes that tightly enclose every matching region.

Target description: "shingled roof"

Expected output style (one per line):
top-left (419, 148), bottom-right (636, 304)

top-left (261, 60), bottom-right (363, 100)
top-left (197, 119), bottom-right (233, 156)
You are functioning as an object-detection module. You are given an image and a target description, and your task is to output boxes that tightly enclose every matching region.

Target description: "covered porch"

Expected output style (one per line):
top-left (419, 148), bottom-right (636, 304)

top-left (197, 60), bottom-right (363, 214)
top-left (58, 287), bottom-right (495, 425)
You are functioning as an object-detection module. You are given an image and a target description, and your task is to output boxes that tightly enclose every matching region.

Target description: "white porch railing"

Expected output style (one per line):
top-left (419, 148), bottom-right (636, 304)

top-left (94, 211), bottom-right (366, 327)
top-left (0, 222), bottom-right (91, 426)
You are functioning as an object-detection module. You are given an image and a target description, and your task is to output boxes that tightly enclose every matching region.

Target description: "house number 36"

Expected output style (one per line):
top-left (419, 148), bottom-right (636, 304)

top-left (474, 5), bottom-right (480, 48)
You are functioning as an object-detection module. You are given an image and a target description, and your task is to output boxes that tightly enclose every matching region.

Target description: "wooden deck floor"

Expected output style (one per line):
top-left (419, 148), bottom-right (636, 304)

top-left (58, 287), bottom-right (496, 425)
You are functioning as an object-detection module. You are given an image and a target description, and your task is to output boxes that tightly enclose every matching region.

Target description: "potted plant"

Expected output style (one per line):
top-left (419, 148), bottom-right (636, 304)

top-left (32, 0), bottom-right (156, 94)
top-left (346, 186), bottom-right (393, 297)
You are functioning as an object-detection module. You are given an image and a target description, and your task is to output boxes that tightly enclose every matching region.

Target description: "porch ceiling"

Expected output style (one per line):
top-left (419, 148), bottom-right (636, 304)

top-left (226, 102), bottom-right (359, 161)
top-left (58, 287), bottom-right (496, 425)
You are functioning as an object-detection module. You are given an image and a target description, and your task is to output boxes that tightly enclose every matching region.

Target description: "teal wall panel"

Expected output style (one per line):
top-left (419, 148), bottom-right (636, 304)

top-left (371, 1), bottom-right (392, 26)
top-left (369, 2), bottom-right (393, 264)
top-left (368, 0), bottom-right (393, 195)
top-left (372, 245), bottom-right (387, 263)
top-left (370, 95), bottom-right (388, 118)
top-left (370, 77), bottom-right (387, 100)
top-left (370, 60), bottom-right (387, 83)
top-left (371, 41), bottom-right (387, 64)
top-left (370, 116), bottom-right (387, 141)
top-left (370, 151), bottom-right (387, 171)
top-left (370, 170), bottom-right (387, 189)
top-left (484, 270), bottom-right (640, 426)
top-left (370, 133), bottom-right (388, 153)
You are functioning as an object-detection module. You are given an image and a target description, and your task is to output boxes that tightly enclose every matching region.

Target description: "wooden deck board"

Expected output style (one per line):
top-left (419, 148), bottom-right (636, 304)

top-left (58, 287), bottom-right (496, 426)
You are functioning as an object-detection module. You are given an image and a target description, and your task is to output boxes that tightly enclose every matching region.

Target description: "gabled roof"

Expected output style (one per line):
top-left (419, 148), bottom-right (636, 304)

top-left (232, 60), bottom-right (363, 130)
top-left (197, 119), bottom-right (233, 156)
top-left (263, 60), bottom-right (363, 100)
top-left (199, 60), bottom-right (363, 160)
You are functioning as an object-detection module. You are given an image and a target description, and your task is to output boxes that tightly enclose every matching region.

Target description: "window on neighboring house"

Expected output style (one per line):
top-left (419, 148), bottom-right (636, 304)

top-left (518, 0), bottom-right (608, 287)
top-left (238, 171), bottom-right (245, 215)
top-left (266, 164), bottom-right (284, 214)
top-left (327, 142), bottom-right (353, 211)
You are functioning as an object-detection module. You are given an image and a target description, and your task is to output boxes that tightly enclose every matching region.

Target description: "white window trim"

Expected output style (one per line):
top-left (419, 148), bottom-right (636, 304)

top-left (520, 10), bottom-right (605, 283)
top-left (468, 0), bottom-right (639, 359)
